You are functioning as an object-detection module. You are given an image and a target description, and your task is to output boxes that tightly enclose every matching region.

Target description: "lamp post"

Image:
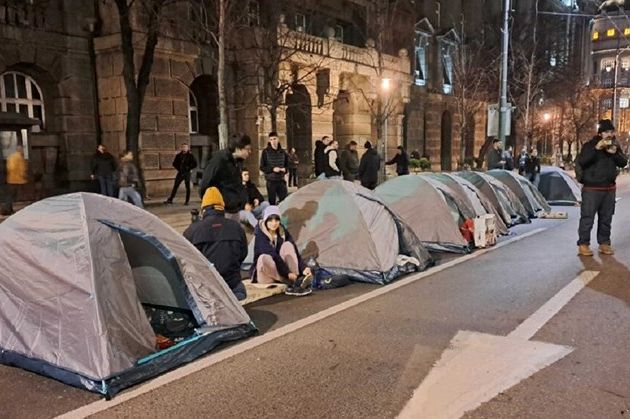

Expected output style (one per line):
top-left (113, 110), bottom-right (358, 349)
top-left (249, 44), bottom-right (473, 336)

top-left (381, 78), bottom-right (391, 180)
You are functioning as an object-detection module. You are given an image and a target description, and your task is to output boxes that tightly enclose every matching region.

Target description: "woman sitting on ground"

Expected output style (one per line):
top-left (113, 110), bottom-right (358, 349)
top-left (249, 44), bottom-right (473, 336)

top-left (251, 206), bottom-right (313, 296)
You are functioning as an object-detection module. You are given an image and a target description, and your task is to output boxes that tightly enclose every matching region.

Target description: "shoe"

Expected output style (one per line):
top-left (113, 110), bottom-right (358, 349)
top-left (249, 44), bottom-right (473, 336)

top-left (284, 286), bottom-right (312, 297)
top-left (184, 202), bottom-right (189, 206)
top-left (599, 244), bottom-right (615, 255)
top-left (164, 199), bottom-right (173, 204)
top-left (294, 273), bottom-right (313, 290)
top-left (577, 245), bottom-right (593, 257)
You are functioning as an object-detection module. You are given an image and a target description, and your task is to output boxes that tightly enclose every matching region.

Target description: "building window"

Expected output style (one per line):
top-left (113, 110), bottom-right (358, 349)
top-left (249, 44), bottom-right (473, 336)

top-left (247, 1), bottom-right (259, 26)
top-left (601, 57), bottom-right (615, 72)
top-left (607, 28), bottom-right (615, 37)
top-left (441, 43), bottom-right (454, 94)
top-left (0, 71), bottom-right (44, 132)
top-left (593, 31), bottom-right (599, 40)
top-left (334, 24), bottom-right (344, 42)
top-left (602, 98), bottom-right (613, 109)
top-left (625, 28), bottom-right (630, 36)
top-left (295, 13), bottom-right (307, 32)
top-left (414, 34), bottom-right (429, 86)
top-left (620, 98), bottom-right (629, 109)
top-left (188, 90), bottom-right (198, 134)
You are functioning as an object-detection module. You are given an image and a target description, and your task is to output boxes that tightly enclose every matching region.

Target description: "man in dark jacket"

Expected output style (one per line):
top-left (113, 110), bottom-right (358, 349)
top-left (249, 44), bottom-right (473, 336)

top-left (165, 143), bottom-right (198, 205)
top-left (314, 136), bottom-right (331, 179)
top-left (199, 133), bottom-right (252, 215)
top-left (486, 138), bottom-right (505, 170)
top-left (386, 146), bottom-right (410, 176)
top-left (184, 187), bottom-right (247, 301)
top-left (260, 132), bottom-right (289, 205)
top-left (358, 141), bottom-right (380, 189)
top-left (525, 148), bottom-right (541, 185)
top-left (90, 144), bottom-right (117, 197)
top-left (339, 140), bottom-right (360, 181)
top-left (576, 119), bottom-right (628, 257)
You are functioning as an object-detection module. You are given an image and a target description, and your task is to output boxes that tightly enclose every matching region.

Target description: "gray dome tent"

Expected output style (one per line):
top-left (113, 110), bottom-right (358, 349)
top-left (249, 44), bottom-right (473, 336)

top-left (375, 175), bottom-right (471, 253)
top-left (538, 166), bottom-right (581, 205)
top-left (279, 180), bottom-right (432, 284)
top-left (487, 170), bottom-right (551, 216)
top-left (0, 193), bottom-right (255, 398)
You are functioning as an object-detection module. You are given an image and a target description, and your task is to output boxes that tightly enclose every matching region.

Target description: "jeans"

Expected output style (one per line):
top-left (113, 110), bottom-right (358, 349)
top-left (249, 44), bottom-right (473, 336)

top-left (266, 180), bottom-right (288, 205)
top-left (119, 186), bottom-right (144, 208)
top-left (326, 175), bottom-right (342, 180)
top-left (239, 201), bottom-right (270, 228)
top-left (97, 175), bottom-right (116, 197)
top-left (316, 172), bottom-right (326, 180)
top-left (577, 189), bottom-right (616, 246)
top-left (167, 171), bottom-right (191, 203)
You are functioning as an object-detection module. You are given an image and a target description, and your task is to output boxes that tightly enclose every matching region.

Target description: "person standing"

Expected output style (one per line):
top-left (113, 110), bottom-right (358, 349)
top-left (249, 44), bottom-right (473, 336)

top-left (517, 146), bottom-right (529, 176)
top-left (503, 146), bottom-right (515, 171)
top-left (4, 145), bottom-right (27, 215)
top-left (314, 136), bottom-right (331, 180)
top-left (117, 150), bottom-right (143, 208)
top-left (486, 139), bottom-right (505, 170)
top-left (287, 147), bottom-right (299, 187)
top-left (165, 143), bottom-right (198, 205)
top-left (199, 133), bottom-right (252, 216)
top-left (358, 141), bottom-right (380, 190)
top-left (324, 138), bottom-right (342, 179)
top-left (339, 140), bottom-right (360, 181)
top-left (576, 119), bottom-right (628, 256)
top-left (386, 146), bottom-right (410, 176)
top-left (260, 132), bottom-right (289, 205)
top-left (525, 148), bottom-right (541, 186)
top-left (90, 144), bottom-right (117, 197)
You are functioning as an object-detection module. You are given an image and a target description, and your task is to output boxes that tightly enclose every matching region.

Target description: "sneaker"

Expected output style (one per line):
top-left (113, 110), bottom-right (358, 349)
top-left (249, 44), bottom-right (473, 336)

top-left (284, 286), bottom-right (312, 297)
top-left (577, 245), bottom-right (593, 257)
top-left (164, 199), bottom-right (173, 205)
top-left (294, 273), bottom-right (313, 290)
top-left (599, 244), bottom-right (615, 255)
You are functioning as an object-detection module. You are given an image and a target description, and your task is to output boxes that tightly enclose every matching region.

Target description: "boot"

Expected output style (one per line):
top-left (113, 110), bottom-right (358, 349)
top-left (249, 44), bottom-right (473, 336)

top-left (599, 244), bottom-right (615, 255)
top-left (577, 245), bottom-right (593, 257)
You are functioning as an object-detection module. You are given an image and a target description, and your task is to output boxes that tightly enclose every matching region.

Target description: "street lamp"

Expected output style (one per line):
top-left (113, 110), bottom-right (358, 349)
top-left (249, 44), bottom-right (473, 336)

top-left (542, 112), bottom-right (552, 156)
top-left (381, 78), bottom-right (391, 180)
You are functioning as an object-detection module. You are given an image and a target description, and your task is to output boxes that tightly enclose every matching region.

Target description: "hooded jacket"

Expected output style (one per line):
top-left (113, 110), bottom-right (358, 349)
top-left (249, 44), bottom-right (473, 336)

top-left (251, 221), bottom-right (306, 282)
top-left (183, 207), bottom-right (247, 291)
top-left (199, 149), bottom-right (248, 213)
top-left (260, 143), bottom-right (289, 182)
top-left (358, 148), bottom-right (380, 188)
top-left (577, 136), bottom-right (628, 187)
top-left (314, 140), bottom-right (327, 176)
top-left (340, 147), bottom-right (360, 181)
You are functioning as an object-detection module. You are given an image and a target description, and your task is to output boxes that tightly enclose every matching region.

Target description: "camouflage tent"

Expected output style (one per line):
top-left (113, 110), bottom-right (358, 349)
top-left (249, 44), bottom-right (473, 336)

top-left (487, 170), bottom-right (551, 216)
top-left (279, 180), bottom-right (432, 284)
top-left (0, 193), bottom-right (255, 397)
top-left (538, 166), bottom-right (581, 205)
top-left (375, 175), bottom-right (471, 253)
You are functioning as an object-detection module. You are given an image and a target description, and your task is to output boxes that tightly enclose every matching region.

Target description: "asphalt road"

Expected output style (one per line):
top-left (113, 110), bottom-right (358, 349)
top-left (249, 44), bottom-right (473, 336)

top-left (2, 182), bottom-right (629, 419)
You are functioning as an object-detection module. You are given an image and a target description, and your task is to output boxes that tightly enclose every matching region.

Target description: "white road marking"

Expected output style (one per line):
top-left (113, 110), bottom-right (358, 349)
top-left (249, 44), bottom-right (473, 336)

top-left (57, 227), bottom-right (547, 419)
top-left (398, 270), bottom-right (599, 419)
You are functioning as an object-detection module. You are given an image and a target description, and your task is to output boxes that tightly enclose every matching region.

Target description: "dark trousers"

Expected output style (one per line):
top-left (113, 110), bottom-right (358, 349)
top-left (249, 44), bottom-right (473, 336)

top-left (266, 180), bottom-right (288, 205)
top-left (168, 171), bottom-right (191, 203)
top-left (97, 175), bottom-right (116, 197)
top-left (578, 189), bottom-right (616, 246)
top-left (1, 184), bottom-right (18, 214)
top-left (288, 168), bottom-right (298, 187)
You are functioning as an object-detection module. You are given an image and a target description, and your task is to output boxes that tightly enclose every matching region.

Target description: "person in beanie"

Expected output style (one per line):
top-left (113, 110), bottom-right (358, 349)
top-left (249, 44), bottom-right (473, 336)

top-left (358, 141), bottom-right (380, 189)
top-left (314, 136), bottom-right (331, 179)
top-left (576, 119), bottom-right (628, 256)
top-left (117, 150), bottom-right (143, 208)
top-left (339, 140), bottom-right (360, 181)
top-left (386, 146), bottom-right (410, 176)
top-left (251, 206), bottom-right (313, 296)
top-left (260, 132), bottom-right (289, 205)
top-left (324, 138), bottom-right (341, 179)
top-left (184, 187), bottom-right (247, 301)
top-left (90, 144), bottom-right (117, 197)
top-left (165, 143), bottom-right (198, 205)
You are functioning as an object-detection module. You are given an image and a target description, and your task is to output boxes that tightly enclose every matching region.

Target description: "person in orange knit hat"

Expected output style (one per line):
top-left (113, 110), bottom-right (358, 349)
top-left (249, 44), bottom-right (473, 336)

top-left (4, 145), bottom-right (28, 215)
top-left (184, 187), bottom-right (247, 301)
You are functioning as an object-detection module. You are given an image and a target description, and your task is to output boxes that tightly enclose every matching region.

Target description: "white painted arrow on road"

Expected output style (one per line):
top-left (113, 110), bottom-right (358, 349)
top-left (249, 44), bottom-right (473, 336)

top-left (398, 270), bottom-right (599, 419)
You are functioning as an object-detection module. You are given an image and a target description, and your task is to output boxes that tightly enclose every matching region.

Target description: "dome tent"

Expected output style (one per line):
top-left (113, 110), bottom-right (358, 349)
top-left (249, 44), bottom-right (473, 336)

top-left (487, 170), bottom-right (551, 216)
top-left (0, 193), bottom-right (255, 398)
top-left (538, 166), bottom-right (581, 205)
top-left (279, 180), bottom-right (432, 284)
top-left (375, 175), bottom-right (471, 253)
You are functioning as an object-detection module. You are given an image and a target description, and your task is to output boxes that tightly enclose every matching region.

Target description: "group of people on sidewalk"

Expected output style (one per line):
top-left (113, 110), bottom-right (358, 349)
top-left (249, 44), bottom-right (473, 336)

top-left (486, 139), bottom-right (541, 185)
top-left (90, 144), bottom-right (144, 208)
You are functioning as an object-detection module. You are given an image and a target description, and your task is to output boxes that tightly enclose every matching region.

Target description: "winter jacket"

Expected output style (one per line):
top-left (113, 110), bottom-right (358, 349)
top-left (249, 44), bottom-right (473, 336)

top-left (244, 180), bottom-right (265, 205)
top-left (503, 151), bottom-right (514, 171)
top-left (117, 160), bottom-right (140, 187)
top-left (199, 149), bottom-right (248, 213)
top-left (577, 136), bottom-right (628, 187)
top-left (6, 151), bottom-right (27, 185)
top-left (358, 148), bottom-right (380, 189)
top-left (260, 144), bottom-right (289, 182)
top-left (386, 152), bottom-right (410, 175)
top-left (339, 148), bottom-right (360, 181)
top-left (324, 147), bottom-right (341, 177)
top-left (525, 155), bottom-right (540, 175)
top-left (183, 208), bottom-right (247, 291)
top-left (173, 151), bottom-right (198, 173)
top-left (251, 221), bottom-right (306, 282)
top-left (288, 151), bottom-right (299, 169)
top-left (486, 148), bottom-right (504, 170)
top-left (90, 152), bottom-right (117, 177)
top-left (314, 141), bottom-right (326, 176)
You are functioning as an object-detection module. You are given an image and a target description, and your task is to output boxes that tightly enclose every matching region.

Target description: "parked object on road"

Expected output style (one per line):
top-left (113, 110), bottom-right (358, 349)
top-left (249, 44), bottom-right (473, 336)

top-left (538, 166), bottom-right (582, 205)
top-left (376, 175), bottom-right (472, 253)
top-left (487, 169), bottom-right (551, 217)
top-left (275, 179), bottom-right (432, 285)
top-left (0, 193), bottom-right (255, 398)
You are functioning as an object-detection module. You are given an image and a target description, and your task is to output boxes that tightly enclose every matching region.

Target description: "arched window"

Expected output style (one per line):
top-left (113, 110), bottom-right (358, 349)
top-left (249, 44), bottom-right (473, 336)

top-left (188, 90), bottom-right (198, 134)
top-left (0, 71), bottom-right (45, 132)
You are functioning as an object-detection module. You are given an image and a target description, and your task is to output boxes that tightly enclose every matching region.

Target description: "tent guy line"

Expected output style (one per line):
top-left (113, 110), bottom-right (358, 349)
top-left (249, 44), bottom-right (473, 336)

top-left (57, 227), bottom-right (547, 419)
